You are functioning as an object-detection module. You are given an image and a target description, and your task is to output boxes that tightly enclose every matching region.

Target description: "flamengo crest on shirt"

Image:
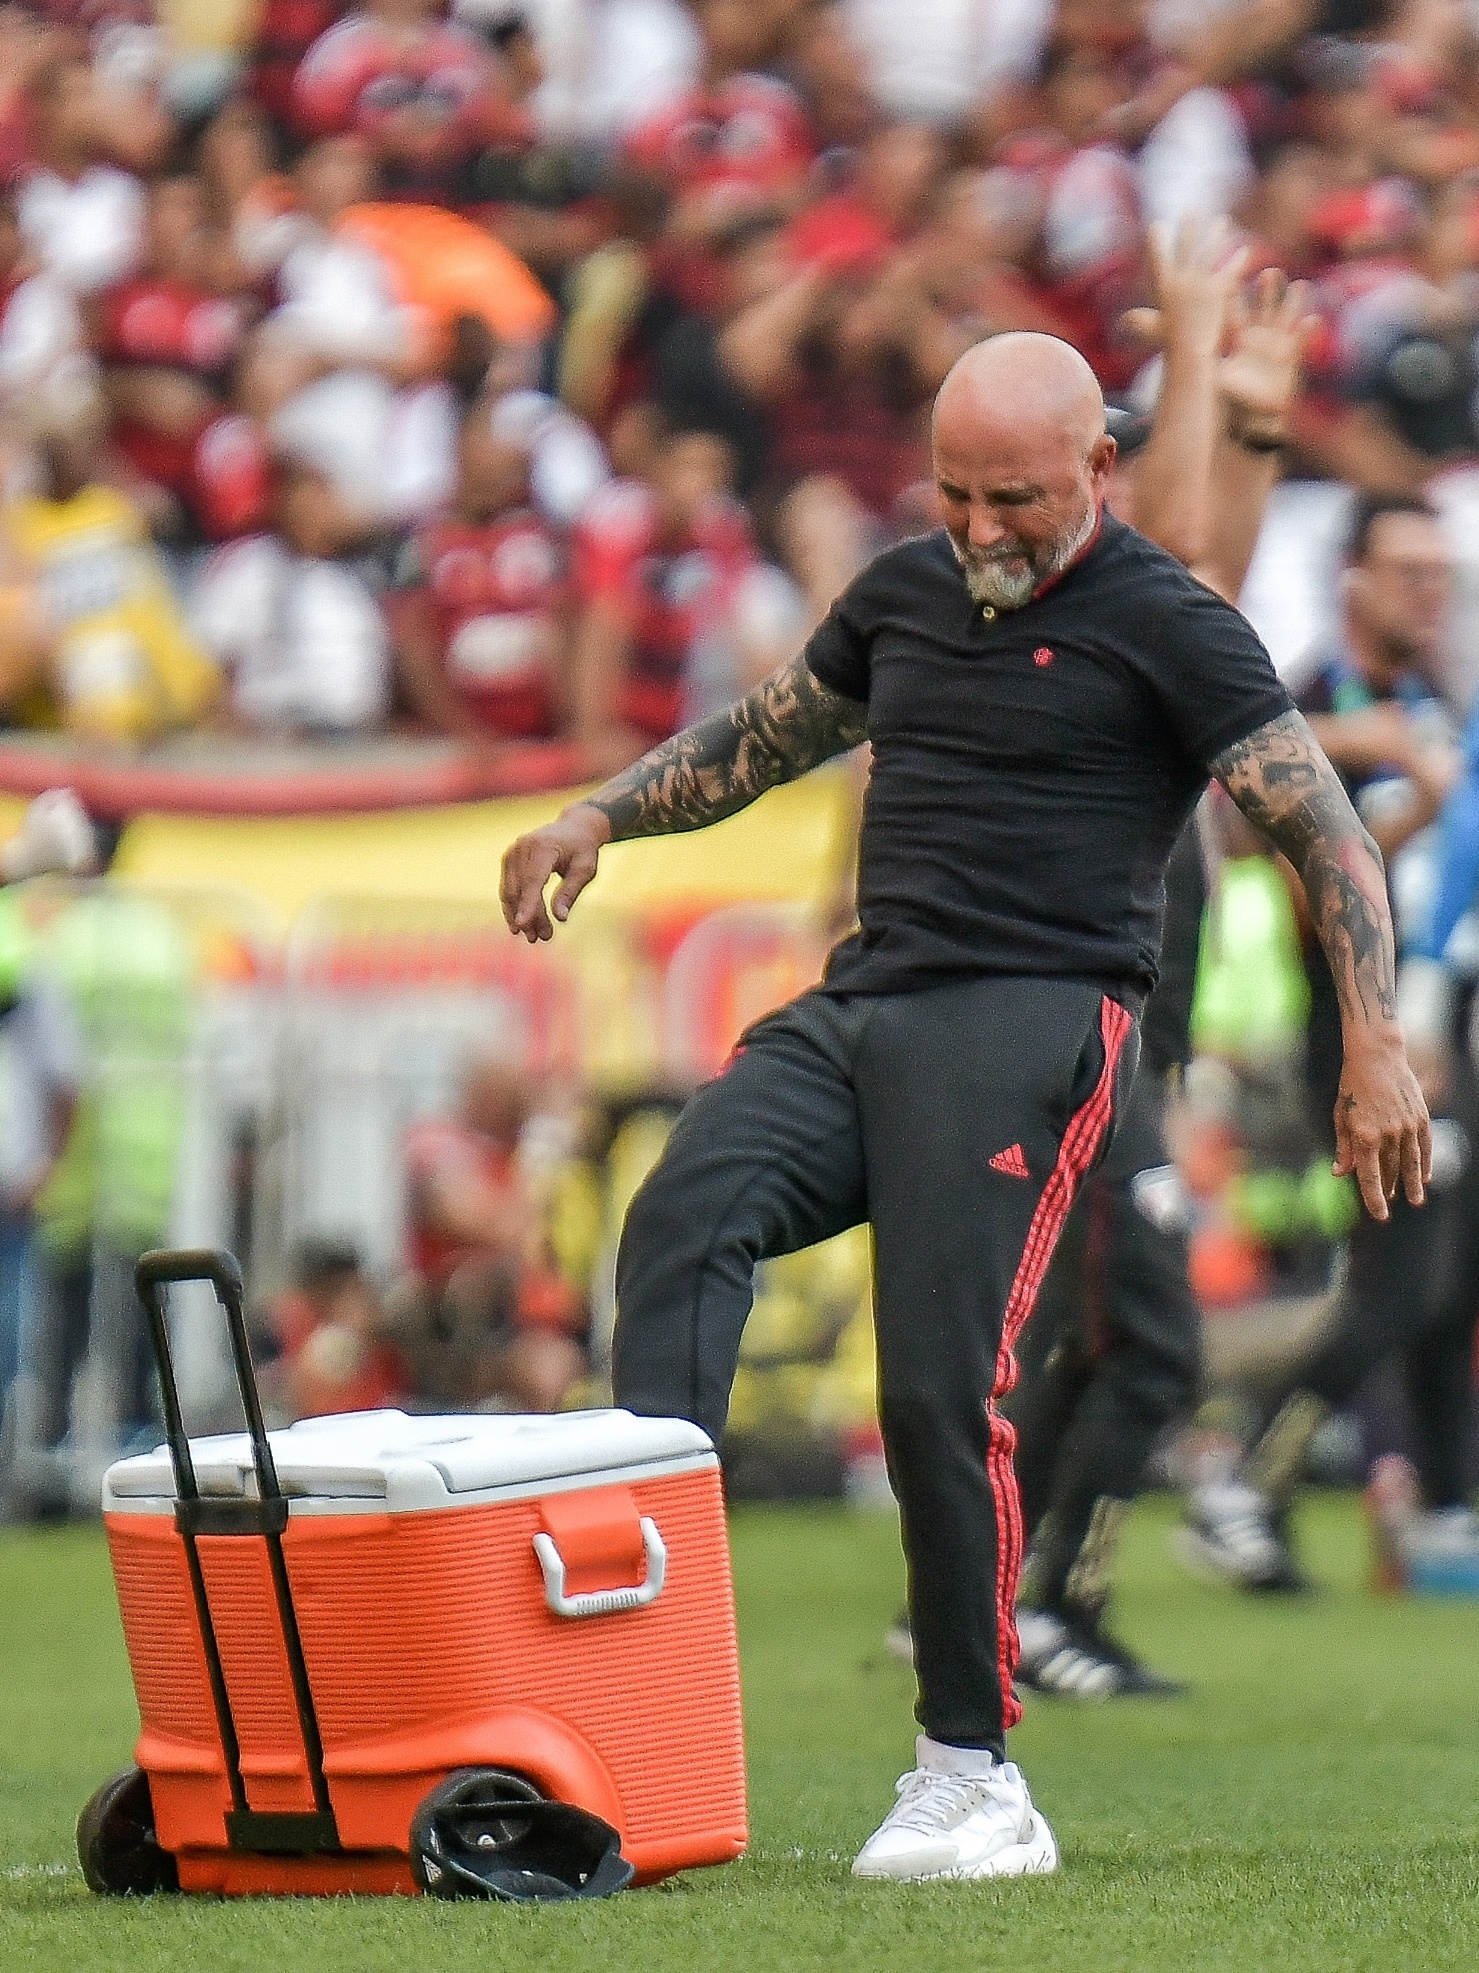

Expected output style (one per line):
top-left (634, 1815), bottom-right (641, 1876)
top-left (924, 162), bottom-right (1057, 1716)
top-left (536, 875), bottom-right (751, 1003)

top-left (989, 1143), bottom-right (1031, 1179)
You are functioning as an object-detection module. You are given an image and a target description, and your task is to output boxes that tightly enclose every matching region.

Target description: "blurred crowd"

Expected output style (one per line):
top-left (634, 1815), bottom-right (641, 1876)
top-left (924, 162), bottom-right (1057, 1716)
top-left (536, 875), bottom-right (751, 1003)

top-left (0, 0), bottom-right (1478, 755)
top-left (259, 1053), bottom-right (593, 1424)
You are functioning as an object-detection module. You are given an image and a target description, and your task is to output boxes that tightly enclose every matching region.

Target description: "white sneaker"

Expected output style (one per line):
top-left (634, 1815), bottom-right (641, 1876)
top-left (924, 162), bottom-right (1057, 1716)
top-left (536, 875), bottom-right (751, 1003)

top-left (1404, 1505), bottom-right (1479, 1556)
top-left (1014, 1607), bottom-right (1068, 1673)
top-left (851, 1737), bottom-right (1058, 1882)
top-left (1401, 1507), bottom-right (1479, 1594)
top-left (1176, 1481), bottom-right (1307, 1592)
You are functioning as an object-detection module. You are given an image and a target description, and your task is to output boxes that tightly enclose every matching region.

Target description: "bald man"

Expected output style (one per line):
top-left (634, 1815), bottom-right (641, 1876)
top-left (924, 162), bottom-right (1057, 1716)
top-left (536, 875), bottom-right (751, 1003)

top-left (501, 333), bottom-right (1430, 1882)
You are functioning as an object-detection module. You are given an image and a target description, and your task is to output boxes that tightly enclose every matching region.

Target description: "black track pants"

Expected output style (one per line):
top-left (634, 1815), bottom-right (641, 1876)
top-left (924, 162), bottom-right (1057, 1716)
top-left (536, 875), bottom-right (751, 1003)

top-left (613, 975), bottom-right (1136, 1756)
top-left (1011, 1071), bottom-right (1202, 1619)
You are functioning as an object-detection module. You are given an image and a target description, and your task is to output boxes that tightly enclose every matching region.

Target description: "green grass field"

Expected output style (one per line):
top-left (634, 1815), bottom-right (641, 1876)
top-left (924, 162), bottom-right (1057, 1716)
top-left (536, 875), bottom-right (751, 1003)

top-left (3, 1495), bottom-right (1479, 1971)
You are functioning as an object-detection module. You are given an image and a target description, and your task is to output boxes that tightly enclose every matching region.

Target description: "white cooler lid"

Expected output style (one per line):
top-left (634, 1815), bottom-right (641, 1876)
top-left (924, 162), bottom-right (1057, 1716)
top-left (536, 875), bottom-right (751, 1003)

top-left (103, 1408), bottom-right (716, 1516)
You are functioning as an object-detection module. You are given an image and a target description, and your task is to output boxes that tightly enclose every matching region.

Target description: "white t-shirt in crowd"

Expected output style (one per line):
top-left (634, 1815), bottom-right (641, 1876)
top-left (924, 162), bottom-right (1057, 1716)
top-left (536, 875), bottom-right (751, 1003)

top-left (489, 389), bottom-right (610, 526)
top-left (842, 0), bottom-right (1053, 124)
top-left (497, 0), bottom-right (702, 144)
top-left (1138, 87), bottom-right (1253, 229)
top-left (1430, 465), bottom-right (1479, 716)
top-left (0, 273), bottom-right (87, 410)
top-left (1236, 479), bottom-right (1353, 692)
top-left (18, 166), bottom-right (144, 295)
top-left (679, 562), bottom-right (808, 726)
top-left (190, 535), bottom-right (390, 734)
top-left (271, 231), bottom-right (414, 368)
top-left (270, 371), bottom-right (460, 529)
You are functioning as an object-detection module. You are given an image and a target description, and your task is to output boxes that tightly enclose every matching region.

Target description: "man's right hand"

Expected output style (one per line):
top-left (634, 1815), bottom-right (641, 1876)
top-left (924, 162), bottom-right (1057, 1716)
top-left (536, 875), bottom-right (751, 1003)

top-left (500, 803), bottom-right (612, 942)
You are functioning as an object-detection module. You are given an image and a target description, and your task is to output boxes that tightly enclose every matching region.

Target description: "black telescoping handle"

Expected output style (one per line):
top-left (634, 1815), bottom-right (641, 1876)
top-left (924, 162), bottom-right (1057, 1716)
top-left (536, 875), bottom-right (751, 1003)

top-left (133, 1246), bottom-right (340, 1850)
top-left (135, 1247), bottom-right (284, 1519)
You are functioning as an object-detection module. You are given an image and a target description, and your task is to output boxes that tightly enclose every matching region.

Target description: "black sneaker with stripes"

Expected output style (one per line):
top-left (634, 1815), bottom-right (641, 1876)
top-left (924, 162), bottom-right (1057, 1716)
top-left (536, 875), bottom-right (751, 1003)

top-left (1015, 1606), bottom-right (1186, 1700)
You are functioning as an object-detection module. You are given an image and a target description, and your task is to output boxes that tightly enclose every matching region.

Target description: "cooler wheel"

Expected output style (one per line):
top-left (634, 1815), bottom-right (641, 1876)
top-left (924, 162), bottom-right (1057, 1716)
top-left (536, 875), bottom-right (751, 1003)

top-left (77, 1766), bottom-right (180, 1896)
top-left (409, 1767), bottom-right (634, 1902)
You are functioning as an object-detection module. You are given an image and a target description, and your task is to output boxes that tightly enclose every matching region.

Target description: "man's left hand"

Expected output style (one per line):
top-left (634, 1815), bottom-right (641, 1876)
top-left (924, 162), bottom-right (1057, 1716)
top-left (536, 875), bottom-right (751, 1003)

top-left (1333, 1037), bottom-right (1432, 1220)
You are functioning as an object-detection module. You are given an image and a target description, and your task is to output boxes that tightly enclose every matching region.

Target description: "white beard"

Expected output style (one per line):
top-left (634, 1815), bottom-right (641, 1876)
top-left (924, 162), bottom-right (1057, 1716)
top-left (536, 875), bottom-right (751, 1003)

top-left (956, 503), bottom-right (1098, 612)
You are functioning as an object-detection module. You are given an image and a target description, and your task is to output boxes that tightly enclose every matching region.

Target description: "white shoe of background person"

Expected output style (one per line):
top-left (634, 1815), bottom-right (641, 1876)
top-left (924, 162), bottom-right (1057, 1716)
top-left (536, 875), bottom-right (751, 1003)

top-left (0, 788), bottom-right (97, 883)
top-left (852, 1736), bottom-right (1059, 1882)
top-left (1178, 1478), bottom-right (1308, 1593)
top-left (1400, 1505), bottom-right (1479, 1594)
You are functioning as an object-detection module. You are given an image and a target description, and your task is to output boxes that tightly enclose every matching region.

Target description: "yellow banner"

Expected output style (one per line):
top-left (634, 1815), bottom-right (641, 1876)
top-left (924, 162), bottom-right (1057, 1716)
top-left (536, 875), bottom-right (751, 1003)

top-left (111, 768), bottom-right (859, 930)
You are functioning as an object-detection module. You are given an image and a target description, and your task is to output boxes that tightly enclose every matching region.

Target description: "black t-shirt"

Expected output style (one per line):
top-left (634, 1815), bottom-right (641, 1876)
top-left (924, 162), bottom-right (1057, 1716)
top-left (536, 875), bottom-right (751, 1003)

top-left (805, 513), bottom-right (1292, 998)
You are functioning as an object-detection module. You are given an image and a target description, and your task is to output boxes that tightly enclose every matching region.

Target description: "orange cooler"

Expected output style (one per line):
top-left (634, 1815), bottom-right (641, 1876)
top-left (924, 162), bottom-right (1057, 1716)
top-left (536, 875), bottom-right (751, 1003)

top-left (95, 1253), bottom-right (746, 1898)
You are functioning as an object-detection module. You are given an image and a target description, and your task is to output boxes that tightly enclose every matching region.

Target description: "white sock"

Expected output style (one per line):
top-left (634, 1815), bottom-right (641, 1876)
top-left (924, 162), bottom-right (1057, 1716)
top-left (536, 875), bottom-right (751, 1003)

top-left (916, 1734), bottom-right (999, 1779)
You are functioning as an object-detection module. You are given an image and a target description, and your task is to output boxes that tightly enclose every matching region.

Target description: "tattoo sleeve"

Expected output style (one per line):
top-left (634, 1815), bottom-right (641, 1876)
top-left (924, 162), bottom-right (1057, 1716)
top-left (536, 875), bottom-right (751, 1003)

top-left (1210, 708), bottom-right (1398, 1031)
top-left (585, 653), bottom-right (869, 841)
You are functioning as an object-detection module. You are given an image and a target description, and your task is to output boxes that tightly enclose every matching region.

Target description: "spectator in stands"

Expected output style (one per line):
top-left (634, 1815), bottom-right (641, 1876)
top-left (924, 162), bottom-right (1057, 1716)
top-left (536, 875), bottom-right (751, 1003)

top-left (386, 384), bottom-right (578, 742)
top-left (16, 51), bottom-right (146, 297)
top-left (638, 212), bottom-right (790, 506)
top-left (570, 412), bottom-right (805, 760)
top-left (0, 891), bottom-right (80, 1480)
top-left (622, 0), bottom-right (817, 313)
top-left (253, 0), bottom-right (344, 137)
top-left (189, 454), bottom-right (392, 736)
top-left (291, 0), bottom-right (526, 205)
top-left (1231, 135), bottom-right (1331, 281)
top-left (248, 134), bottom-right (421, 389)
top-left (701, 123), bottom-right (964, 557)
top-left (195, 92), bottom-right (282, 268)
top-left (990, 36), bottom-right (1149, 391)
top-left (264, 1239), bottom-right (409, 1420)
top-left (489, 385), bottom-right (610, 528)
top-left (96, 173), bottom-right (253, 549)
top-left (779, 0), bottom-right (877, 155)
top-left (512, 0), bottom-right (700, 151)
top-left (450, 7), bottom-right (612, 283)
top-left (2, 390), bottom-right (219, 743)
top-left (392, 1051), bottom-right (587, 1413)
top-left (840, 0), bottom-right (1050, 131)
top-left (0, 183), bottom-right (89, 434)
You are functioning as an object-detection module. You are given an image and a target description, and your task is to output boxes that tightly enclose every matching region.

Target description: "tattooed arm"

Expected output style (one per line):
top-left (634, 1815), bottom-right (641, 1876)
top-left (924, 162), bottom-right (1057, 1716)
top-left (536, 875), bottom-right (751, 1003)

top-left (1210, 707), bottom-right (1431, 1219)
top-left (500, 653), bottom-right (868, 943)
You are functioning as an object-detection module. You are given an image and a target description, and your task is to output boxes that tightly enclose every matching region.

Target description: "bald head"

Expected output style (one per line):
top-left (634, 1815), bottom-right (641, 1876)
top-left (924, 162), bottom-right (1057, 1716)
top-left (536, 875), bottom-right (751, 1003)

top-left (934, 333), bottom-right (1106, 460)
top-left (932, 334), bottom-right (1114, 612)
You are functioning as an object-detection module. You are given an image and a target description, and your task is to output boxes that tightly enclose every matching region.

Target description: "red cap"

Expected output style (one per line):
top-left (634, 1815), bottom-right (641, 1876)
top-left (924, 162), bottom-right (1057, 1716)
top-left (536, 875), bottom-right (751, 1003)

top-left (785, 194), bottom-right (893, 277)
